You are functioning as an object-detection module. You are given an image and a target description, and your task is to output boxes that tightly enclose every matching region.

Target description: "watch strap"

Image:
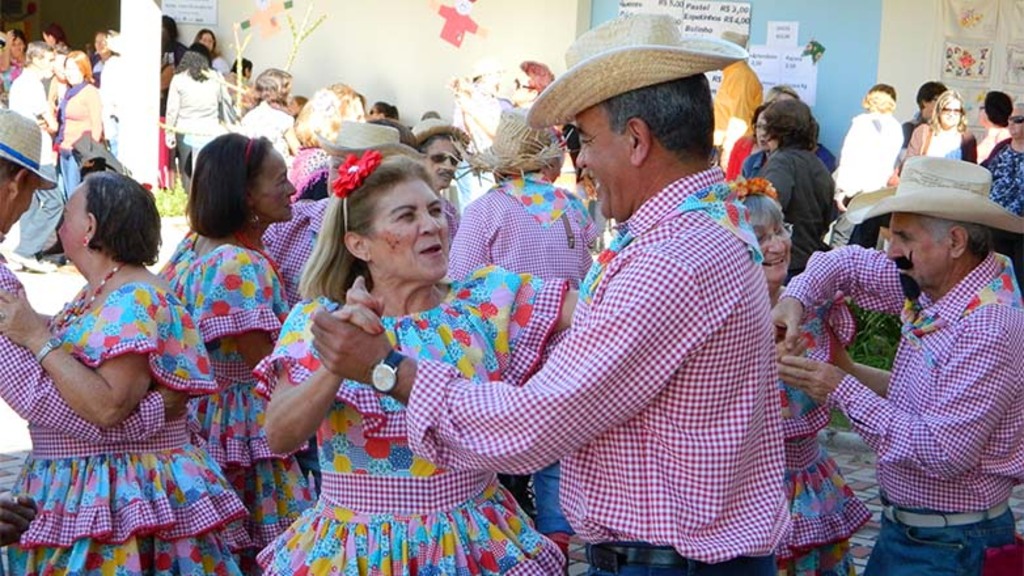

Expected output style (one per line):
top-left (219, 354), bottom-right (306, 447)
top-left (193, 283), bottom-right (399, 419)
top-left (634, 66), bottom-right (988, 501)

top-left (381, 349), bottom-right (405, 371)
top-left (35, 337), bottom-right (62, 362)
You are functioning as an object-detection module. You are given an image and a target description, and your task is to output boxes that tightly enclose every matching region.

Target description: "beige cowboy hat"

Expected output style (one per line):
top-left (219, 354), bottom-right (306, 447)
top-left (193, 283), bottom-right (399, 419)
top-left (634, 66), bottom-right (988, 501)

top-left (846, 156), bottom-right (1023, 233)
top-left (466, 108), bottom-right (563, 175)
top-left (0, 109), bottom-right (57, 188)
top-left (318, 121), bottom-right (422, 159)
top-left (527, 14), bottom-right (747, 128)
top-left (411, 118), bottom-right (469, 149)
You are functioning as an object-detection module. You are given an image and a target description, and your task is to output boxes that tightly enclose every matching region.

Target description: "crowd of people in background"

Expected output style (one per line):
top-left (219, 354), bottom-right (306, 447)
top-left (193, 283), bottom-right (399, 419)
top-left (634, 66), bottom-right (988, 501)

top-left (0, 10), bottom-right (1019, 576)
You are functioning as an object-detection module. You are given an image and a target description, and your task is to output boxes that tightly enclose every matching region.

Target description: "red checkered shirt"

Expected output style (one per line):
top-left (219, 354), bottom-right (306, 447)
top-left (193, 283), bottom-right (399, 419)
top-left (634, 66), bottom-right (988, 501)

top-left (264, 199), bottom-right (326, 307)
top-left (0, 262), bottom-right (166, 445)
top-left (786, 247), bottom-right (1024, 512)
top-left (406, 169), bottom-right (791, 563)
top-left (448, 181), bottom-right (597, 286)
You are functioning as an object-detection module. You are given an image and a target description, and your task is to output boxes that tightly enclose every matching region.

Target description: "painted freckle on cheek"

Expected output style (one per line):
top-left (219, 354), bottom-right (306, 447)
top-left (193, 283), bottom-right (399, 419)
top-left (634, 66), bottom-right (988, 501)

top-left (381, 232), bottom-right (402, 251)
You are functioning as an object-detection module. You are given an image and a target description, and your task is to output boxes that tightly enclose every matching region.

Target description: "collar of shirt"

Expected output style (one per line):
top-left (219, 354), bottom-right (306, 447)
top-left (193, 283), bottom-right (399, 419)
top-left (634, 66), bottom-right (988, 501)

top-left (917, 253), bottom-right (1001, 325)
top-left (615, 167), bottom-right (724, 239)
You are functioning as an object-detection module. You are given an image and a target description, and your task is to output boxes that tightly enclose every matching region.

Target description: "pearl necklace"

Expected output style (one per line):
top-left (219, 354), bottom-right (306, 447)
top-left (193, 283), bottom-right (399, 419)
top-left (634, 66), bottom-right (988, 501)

top-left (51, 264), bottom-right (122, 332)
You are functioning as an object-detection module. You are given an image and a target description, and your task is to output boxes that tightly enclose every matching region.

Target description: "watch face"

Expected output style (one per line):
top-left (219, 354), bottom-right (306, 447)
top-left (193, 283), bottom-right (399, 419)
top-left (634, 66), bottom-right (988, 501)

top-left (372, 363), bottom-right (397, 393)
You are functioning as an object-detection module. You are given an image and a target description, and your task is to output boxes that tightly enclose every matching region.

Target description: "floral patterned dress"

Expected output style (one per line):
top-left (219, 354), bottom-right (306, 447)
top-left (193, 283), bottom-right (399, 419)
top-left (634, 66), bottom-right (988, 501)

top-left (778, 299), bottom-right (872, 576)
top-left (253, 266), bottom-right (567, 575)
top-left (8, 282), bottom-right (249, 576)
top-left (161, 234), bottom-right (314, 569)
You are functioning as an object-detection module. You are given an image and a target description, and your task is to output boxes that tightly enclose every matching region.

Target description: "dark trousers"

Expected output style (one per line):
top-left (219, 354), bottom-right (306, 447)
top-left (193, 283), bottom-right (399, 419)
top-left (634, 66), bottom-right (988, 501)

top-left (586, 543), bottom-right (775, 576)
top-left (14, 175), bottom-right (63, 259)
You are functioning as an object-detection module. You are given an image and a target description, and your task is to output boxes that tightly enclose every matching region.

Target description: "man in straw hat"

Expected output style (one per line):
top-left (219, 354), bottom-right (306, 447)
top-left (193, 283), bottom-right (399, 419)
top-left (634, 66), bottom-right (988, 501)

top-left (412, 117), bottom-right (467, 240)
top-left (774, 156), bottom-right (1024, 576)
top-left (311, 14), bottom-right (790, 574)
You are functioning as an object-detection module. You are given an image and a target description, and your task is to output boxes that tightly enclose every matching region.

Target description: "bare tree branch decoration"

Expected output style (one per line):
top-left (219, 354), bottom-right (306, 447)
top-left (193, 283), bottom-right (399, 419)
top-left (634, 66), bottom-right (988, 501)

top-left (285, 1), bottom-right (327, 72)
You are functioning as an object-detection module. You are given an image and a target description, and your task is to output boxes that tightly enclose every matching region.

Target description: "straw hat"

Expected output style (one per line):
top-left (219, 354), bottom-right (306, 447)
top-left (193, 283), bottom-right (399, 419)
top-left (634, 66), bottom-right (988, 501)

top-left (411, 118), bottom-right (468, 149)
top-left (0, 109), bottom-right (56, 188)
top-left (318, 121), bottom-right (422, 159)
top-left (846, 156), bottom-right (1022, 233)
top-left (466, 108), bottom-right (563, 175)
top-left (527, 14), bottom-right (747, 128)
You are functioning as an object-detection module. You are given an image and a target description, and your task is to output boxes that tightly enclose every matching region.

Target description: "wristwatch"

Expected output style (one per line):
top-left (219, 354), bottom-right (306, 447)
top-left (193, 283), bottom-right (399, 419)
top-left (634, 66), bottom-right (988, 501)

top-left (370, 350), bottom-right (406, 394)
top-left (35, 337), bottom-right (62, 362)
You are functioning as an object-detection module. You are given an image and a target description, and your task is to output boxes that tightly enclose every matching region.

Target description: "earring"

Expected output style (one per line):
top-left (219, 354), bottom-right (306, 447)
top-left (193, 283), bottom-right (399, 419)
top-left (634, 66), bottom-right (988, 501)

top-left (250, 213), bottom-right (260, 225)
top-left (81, 236), bottom-right (90, 248)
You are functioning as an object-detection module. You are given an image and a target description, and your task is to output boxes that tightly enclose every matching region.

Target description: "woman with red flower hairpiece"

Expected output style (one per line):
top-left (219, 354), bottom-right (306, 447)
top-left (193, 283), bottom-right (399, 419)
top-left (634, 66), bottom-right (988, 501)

top-left (252, 153), bottom-right (574, 575)
top-left (740, 189), bottom-right (870, 576)
top-left (160, 133), bottom-right (314, 573)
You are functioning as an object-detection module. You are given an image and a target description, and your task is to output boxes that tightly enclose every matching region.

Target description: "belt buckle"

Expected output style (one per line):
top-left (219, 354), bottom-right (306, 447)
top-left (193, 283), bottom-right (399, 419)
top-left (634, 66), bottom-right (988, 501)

top-left (589, 546), bottom-right (621, 573)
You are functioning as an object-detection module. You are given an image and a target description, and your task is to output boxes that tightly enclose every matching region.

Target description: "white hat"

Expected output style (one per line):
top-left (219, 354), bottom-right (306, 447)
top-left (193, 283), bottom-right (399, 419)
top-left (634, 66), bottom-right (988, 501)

top-left (846, 156), bottom-right (1023, 233)
top-left (527, 14), bottom-right (747, 128)
top-left (0, 109), bottom-right (56, 188)
top-left (318, 121), bottom-right (422, 159)
top-left (411, 118), bottom-right (468, 149)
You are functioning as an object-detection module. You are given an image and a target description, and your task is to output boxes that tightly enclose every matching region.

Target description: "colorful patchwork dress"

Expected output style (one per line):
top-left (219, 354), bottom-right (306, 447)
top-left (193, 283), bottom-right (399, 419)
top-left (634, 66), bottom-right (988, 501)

top-left (161, 234), bottom-right (314, 569)
top-left (778, 299), bottom-right (871, 576)
top-left (7, 281), bottom-right (249, 575)
top-left (253, 266), bottom-right (567, 575)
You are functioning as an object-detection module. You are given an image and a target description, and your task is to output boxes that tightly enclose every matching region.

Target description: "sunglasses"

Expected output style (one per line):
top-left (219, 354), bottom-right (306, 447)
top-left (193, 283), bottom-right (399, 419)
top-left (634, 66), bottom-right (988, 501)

top-left (1009, 116), bottom-right (1024, 125)
top-left (940, 107), bottom-right (963, 115)
top-left (429, 153), bottom-right (461, 166)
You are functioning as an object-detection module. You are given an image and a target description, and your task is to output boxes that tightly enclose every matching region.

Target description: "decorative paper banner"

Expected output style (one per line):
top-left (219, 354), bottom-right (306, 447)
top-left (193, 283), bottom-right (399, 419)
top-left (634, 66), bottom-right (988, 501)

top-left (240, 0), bottom-right (294, 38)
top-left (942, 40), bottom-right (993, 82)
top-left (944, 0), bottom-right (999, 39)
top-left (437, 0), bottom-right (481, 48)
top-left (1006, 43), bottom-right (1024, 86)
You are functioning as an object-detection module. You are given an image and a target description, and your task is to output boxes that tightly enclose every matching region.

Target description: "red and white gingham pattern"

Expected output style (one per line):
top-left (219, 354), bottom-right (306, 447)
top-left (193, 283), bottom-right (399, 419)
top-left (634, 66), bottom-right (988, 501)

top-left (321, 469), bottom-right (493, 515)
top-left (263, 199), bottom-right (326, 307)
top-left (29, 419), bottom-right (189, 458)
top-left (0, 262), bottom-right (167, 445)
top-left (448, 187), bottom-right (597, 286)
top-left (442, 196), bottom-right (460, 242)
top-left (787, 247), bottom-right (1024, 513)
top-left (406, 169), bottom-right (791, 563)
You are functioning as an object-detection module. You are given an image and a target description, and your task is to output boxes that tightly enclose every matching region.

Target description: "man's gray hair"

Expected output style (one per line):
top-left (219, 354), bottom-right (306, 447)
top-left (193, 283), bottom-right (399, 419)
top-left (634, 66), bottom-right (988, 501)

top-left (25, 41), bottom-right (54, 65)
top-left (920, 215), bottom-right (993, 258)
top-left (601, 74), bottom-right (714, 164)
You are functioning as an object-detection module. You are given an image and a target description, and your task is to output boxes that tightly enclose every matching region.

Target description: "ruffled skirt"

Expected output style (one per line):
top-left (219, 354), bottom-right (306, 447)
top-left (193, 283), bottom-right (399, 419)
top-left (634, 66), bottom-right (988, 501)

top-left (190, 381), bottom-right (314, 551)
top-left (8, 444), bottom-right (249, 575)
top-left (258, 481), bottom-right (564, 575)
top-left (778, 437), bottom-right (871, 574)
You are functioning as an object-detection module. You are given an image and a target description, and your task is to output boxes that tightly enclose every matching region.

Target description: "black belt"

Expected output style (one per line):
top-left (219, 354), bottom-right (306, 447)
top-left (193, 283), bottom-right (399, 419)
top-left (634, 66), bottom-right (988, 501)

top-left (589, 543), bottom-right (689, 571)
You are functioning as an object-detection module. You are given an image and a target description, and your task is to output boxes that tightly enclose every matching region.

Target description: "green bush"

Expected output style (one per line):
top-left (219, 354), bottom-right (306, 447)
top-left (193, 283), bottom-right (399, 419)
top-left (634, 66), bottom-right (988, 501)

top-left (154, 181), bottom-right (187, 218)
top-left (829, 304), bottom-right (901, 430)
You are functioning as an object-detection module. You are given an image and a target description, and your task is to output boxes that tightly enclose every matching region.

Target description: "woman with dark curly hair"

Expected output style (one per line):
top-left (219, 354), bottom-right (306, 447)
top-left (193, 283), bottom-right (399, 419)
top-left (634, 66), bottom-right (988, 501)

top-left (757, 99), bottom-right (834, 275)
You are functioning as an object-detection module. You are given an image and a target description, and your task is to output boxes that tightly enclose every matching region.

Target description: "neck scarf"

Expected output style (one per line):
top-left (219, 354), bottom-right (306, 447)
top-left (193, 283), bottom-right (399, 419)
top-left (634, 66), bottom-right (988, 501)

top-left (901, 254), bottom-right (1023, 365)
top-left (497, 174), bottom-right (571, 227)
top-left (55, 82), bottom-right (89, 147)
top-left (579, 182), bottom-right (762, 304)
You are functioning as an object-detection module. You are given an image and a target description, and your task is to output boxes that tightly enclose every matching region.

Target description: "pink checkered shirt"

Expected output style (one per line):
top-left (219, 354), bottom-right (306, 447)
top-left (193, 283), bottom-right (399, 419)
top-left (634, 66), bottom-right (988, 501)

top-left (406, 169), bottom-right (791, 563)
top-left (448, 181), bottom-right (596, 286)
top-left (0, 262), bottom-right (167, 449)
top-left (786, 247), bottom-right (1024, 513)
top-left (264, 199), bottom-right (326, 307)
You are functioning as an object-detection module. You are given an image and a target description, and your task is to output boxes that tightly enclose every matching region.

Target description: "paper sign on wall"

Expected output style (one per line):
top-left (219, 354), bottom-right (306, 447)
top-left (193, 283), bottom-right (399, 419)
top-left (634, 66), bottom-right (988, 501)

top-left (163, 0), bottom-right (218, 26)
top-left (749, 45), bottom-right (817, 105)
top-left (767, 21), bottom-right (798, 47)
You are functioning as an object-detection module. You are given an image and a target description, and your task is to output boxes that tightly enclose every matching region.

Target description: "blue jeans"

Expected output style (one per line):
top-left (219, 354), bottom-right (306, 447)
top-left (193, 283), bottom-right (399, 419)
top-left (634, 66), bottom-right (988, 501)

top-left (865, 508), bottom-right (1016, 576)
top-left (533, 462), bottom-right (573, 535)
top-left (14, 173), bottom-right (63, 258)
top-left (586, 544), bottom-right (775, 576)
top-left (59, 149), bottom-right (81, 198)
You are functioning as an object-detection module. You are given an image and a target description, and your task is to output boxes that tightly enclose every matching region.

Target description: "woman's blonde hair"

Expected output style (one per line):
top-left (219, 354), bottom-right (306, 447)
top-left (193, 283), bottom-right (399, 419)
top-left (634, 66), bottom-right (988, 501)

top-left (294, 84), bottom-right (363, 148)
top-left (862, 83), bottom-right (897, 115)
top-left (299, 155), bottom-right (433, 302)
top-left (929, 89), bottom-right (968, 134)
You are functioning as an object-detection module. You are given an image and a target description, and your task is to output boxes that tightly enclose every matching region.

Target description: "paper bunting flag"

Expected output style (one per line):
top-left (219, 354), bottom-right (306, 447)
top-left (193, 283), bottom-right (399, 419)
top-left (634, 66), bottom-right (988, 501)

top-left (241, 0), bottom-right (294, 38)
top-left (438, 0), bottom-right (480, 48)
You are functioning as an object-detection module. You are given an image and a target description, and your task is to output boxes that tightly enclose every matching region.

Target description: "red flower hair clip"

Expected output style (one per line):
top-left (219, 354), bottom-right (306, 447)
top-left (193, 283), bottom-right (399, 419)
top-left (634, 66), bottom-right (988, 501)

top-left (333, 150), bottom-right (384, 199)
top-left (729, 177), bottom-right (778, 201)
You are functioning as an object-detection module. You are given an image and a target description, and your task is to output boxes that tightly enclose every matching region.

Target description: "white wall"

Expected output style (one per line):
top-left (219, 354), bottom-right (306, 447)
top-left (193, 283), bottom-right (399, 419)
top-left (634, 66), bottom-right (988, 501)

top-left (175, 0), bottom-right (591, 125)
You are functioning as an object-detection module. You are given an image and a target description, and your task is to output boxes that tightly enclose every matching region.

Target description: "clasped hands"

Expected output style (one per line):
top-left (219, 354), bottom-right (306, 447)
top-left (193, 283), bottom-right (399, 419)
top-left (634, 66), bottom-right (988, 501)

top-left (311, 277), bottom-right (393, 384)
top-left (772, 297), bottom-right (849, 404)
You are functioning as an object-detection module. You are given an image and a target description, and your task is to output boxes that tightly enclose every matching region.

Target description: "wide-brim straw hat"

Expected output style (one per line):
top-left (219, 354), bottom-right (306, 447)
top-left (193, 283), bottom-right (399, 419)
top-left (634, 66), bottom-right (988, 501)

top-left (846, 156), bottom-right (1023, 233)
top-left (411, 119), bottom-right (469, 149)
top-left (318, 121), bottom-right (423, 159)
top-left (0, 109), bottom-right (57, 189)
top-left (528, 14), bottom-right (747, 128)
top-left (466, 108), bottom-right (563, 175)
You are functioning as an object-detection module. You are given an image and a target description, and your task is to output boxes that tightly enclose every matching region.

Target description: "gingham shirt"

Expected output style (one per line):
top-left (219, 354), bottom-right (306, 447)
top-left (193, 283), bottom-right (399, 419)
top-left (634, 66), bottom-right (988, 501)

top-left (0, 262), bottom-right (166, 445)
top-left (448, 178), bottom-right (596, 286)
top-left (264, 199), bottom-right (326, 307)
top-left (406, 169), bottom-right (791, 563)
top-left (786, 247), bottom-right (1024, 512)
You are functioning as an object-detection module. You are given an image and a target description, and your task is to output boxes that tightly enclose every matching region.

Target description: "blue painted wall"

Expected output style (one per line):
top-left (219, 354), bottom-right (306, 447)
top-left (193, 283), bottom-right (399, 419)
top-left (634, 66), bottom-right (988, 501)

top-left (590, 0), bottom-right (883, 155)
